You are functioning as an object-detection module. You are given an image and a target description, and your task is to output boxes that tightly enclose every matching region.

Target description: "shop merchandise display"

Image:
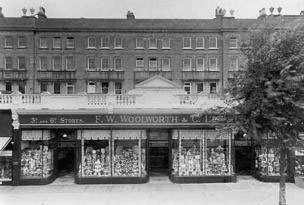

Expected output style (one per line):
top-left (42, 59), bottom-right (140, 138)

top-left (205, 145), bottom-right (229, 175)
top-left (141, 148), bottom-right (147, 176)
top-left (256, 146), bottom-right (280, 176)
top-left (0, 157), bottom-right (12, 180)
top-left (113, 145), bottom-right (140, 176)
top-left (172, 148), bottom-right (179, 175)
top-left (81, 146), bottom-right (110, 177)
top-left (21, 145), bottom-right (53, 178)
top-left (178, 145), bottom-right (202, 176)
top-left (295, 148), bottom-right (304, 177)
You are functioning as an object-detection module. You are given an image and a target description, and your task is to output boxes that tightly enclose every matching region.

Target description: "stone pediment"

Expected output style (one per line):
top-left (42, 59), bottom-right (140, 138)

top-left (135, 75), bottom-right (181, 89)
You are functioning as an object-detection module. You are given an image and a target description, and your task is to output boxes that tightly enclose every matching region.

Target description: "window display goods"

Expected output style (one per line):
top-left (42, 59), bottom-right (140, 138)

top-left (295, 146), bottom-right (304, 177)
top-left (255, 145), bottom-right (280, 176)
top-left (0, 156), bottom-right (12, 181)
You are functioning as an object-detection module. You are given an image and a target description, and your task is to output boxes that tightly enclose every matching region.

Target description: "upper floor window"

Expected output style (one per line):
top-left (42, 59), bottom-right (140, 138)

top-left (66, 37), bottom-right (75, 48)
top-left (149, 38), bottom-right (157, 49)
top-left (114, 37), bottom-right (123, 48)
top-left (183, 37), bottom-right (191, 49)
top-left (18, 56), bottom-right (26, 70)
top-left (229, 56), bottom-right (239, 71)
top-left (209, 37), bottom-right (217, 49)
top-left (196, 37), bottom-right (204, 49)
top-left (183, 82), bottom-right (191, 94)
top-left (197, 82), bottom-right (204, 93)
top-left (4, 36), bottom-right (13, 48)
top-left (149, 58), bottom-right (157, 70)
top-left (5, 56), bottom-right (13, 69)
top-left (162, 38), bottom-right (170, 49)
top-left (100, 37), bottom-right (109, 48)
top-left (136, 58), bottom-right (144, 68)
top-left (182, 58), bottom-right (191, 71)
top-left (100, 58), bottom-right (109, 71)
top-left (196, 58), bottom-right (205, 71)
top-left (87, 57), bottom-right (96, 71)
top-left (114, 58), bottom-right (122, 70)
top-left (18, 36), bottom-right (27, 48)
top-left (209, 58), bottom-right (218, 71)
top-left (53, 37), bottom-right (61, 49)
top-left (52, 56), bottom-right (62, 71)
top-left (87, 81), bottom-right (96, 94)
top-left (54, 82), bottom-right (61, 94)
top-left (209, 82), bottom-right (217, 94)
top-left (101, 82), bottom-right (109, 94)
top-left (40, 82), bottom-right (48, 93)
top-left (115, 82), bottom-right (122, 94)
top-left (66, 82), bottom-right (75, 94)
top-left (87, 37), bottom-right (96, 48)
top-left (39, 56), bottom-right (48, 70)
top-left (229, 37), bottom-right (238, 48)
top-left (5, 82), bottom-right (12, 92)
top-left (65, 56), bottom-right (75, 70)
top-left (136, 38), bottom-right (144, 49)
top-left (162, 58), bottom-right (170, 71)
top-left (39, 37), bottom-right (48, 48)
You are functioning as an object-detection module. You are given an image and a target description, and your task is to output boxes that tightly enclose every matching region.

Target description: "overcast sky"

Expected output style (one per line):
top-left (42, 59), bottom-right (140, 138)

top-left (1, 0), bottom-right (304, 19)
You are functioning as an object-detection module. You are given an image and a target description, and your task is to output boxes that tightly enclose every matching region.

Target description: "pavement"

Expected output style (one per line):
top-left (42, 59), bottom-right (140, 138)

top-left (0, 175), bottom-right (304, 205)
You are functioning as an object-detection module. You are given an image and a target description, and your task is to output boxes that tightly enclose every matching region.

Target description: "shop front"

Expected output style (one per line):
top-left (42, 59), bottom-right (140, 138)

top-left (11, 111), bottom-right (236, 185)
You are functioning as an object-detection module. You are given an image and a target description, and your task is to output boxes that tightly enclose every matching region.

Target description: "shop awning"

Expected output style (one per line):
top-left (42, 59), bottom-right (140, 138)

top-left (112, 130), bottom-right (146, 139)
top-left (0, 137), bottom-right (11, 151)
top-left (22, 130), bottom-right (51, 140)
top-left (79, 130), bottom-right (111, 140)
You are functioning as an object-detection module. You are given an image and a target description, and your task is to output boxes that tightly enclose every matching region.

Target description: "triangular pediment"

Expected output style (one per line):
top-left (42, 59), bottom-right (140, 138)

top-left (135, 75), bottom-right (181, 89)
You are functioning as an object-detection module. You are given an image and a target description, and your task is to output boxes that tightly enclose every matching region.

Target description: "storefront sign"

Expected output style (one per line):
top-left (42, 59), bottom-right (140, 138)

top-left (19, 114), bottom-right (234, 126)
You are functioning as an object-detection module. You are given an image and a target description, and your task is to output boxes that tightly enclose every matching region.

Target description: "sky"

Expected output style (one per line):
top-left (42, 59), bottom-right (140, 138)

top-left (1, 0), bottom-right (304, 19)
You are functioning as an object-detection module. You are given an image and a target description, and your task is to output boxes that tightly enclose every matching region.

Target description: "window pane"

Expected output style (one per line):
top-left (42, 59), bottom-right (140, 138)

top-left (196, 37), bottom-right (204, 48)
top-left (88, 37), bottom-right (96, 48)
top-left (229, 37), bottom-right (237, 48)
top-left (66, 37), bottom-right (75, 48)
top-left (209, 58), bottom-right (217, 71)
top-left (210, 83), bottom-right (217, 93)
top-left (19, 82), bottom-right (25, 94)
top-left (66, 56), bottom-right (74, 70)
top-left (54, 82), bottom-right (61, 94)
top-left (40, 57), bottom-right (48, 70)
top-left (101, 58), bottom-right (109, 70)
top-left (209, 37), bottom-right (217, 48)
top-left (66, 83), bottom-right (74, 94)
top-left (115, 37), bottom-right (122, 48)
top-left (196, 58), bottom-right (204, 71)
top-left (197, 83), bottom-right (204, 93)
top-left (5, 36), bottom-right (13, 48)
top-left (5, 57), bottom-right (13, 69)
top-left (18, 36), bottom-right (27, 48)
top-left (149, 58), bottom-right (157, 69)
top-left (40, 37), bottom-right (48, 48)
top-left (149, 38), bottom-right (157, 48)
top-left (136, 58), bottom-right (144, 68)
top-left (183, 58), bottom-right (191, 70)
top-left (87, 58), bottom-right (96, 70)
top-left (114, 58), bottom-right (122, 70)
top-left (18, 57), bottom-right (26, 70)
top-left (0, 156), bottom-right (12, 180)
top-left (115, 82), bottom-right (122, 94)
top-left (41, 82), bottom-right (48, 92)
top-left (101, 37), bottom-right (109, 48)
top-left (184, 82), bottom-right (191, 94)
top-left (162, 38), bottom-right (170, 48)
top-left (229, 57), bottom-right (238, 71)
top-left (52, 56), bottom-right (62, 70)
top-left (183, 37), bottom-right (191, 48)
top-left (5, 82), bottom-right (12, 91)
top-left (53, 37), bottom-right (61, 48)
top-left (101, 82), bottom-right (109, 94)
top-left (162, 58), bottom-right (170, 70)
top-left (136, 38), bottom-right (144, 48)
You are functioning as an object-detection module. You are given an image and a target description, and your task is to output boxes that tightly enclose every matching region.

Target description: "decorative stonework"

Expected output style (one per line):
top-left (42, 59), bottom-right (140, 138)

top-left (11, 109), bottom-right (20, 130)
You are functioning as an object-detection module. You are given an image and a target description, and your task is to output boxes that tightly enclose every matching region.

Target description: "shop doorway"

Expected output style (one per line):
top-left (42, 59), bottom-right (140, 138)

top-left (148, 130), bottom-right (169, 176)
top-left (57, 148), bottom-right (75, 178)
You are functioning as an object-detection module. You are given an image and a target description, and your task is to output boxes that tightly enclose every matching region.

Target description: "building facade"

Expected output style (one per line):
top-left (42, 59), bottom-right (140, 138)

top-left (1, 7), bottom-right (304, 185)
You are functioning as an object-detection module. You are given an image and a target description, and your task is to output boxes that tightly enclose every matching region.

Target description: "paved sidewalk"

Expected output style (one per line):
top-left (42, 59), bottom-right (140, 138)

top-left (0, 176), bottom-right (304, 205)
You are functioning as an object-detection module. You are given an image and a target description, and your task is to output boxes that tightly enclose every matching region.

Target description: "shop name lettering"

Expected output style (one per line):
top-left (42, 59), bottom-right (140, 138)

top-left (28, 114), bottom-right (231, 124)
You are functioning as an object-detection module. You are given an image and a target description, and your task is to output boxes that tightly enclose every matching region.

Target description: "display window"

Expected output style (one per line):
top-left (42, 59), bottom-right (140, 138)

top-left (0, 137), bottom-right (12, 182)
top-left (295, 141), bottom-right (304, 178)
top-left (171, 129), bottom-right (232, 177)
top-left (20, 130), bottom-right (54, 179)
top-left (255, 142), bottom-right (280, 176)
top-left (112, 130), bottom-right (147, 177)
top-left (78, 130), bottom-right (111, 177)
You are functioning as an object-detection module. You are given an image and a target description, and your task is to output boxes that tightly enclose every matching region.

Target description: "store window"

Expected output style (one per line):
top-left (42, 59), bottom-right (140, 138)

top-left (209, 37), bottom-right (217, 49)
top-left (53, 37), bottom-right (61, 49)
top-left (5, 56), bottom-right (13, 70)
top-left (87, 37), bottom-right (96, 48)
top-left (101, 37), bottom-right (109, 48)
top-left (183, 37), bottom-right (191, 49)
top-left (149, 38), bottom-right (157, 49)
top-left (4, 36), bottom-right (13, 48)
top-left (172, 129), bottom-right (232, 177)
top-left (18, 36), bottom-right (27, 48)
top-left (20, 130), bottom-right (54, 179)
top-left (229, 37), bottom-right (238, 48)
top-left (0, 137), bottom-right (12, 182)
top-left (78, 130), bottom-right (111, 177)
top-left (39, 37), bottom-right (48, 48)
top-left (295, 140), bottom-right (304, 178)
top-left (136, 38), bottom-right (144, 48)
top-left (255, 144), bottom-right (280, 176)
top-left (112, 130), bottom-right (147, 177)
top-left (182, 58), bottom-right (191, 71)
top-left (65, 56), bottom-right (74, 71)
top-left (101, 82), bottom-right (109, 94)
top-left (66, 37), bottom-right (75, 49)
top-left (52, 56), bottom-right (62, 71)
top-left (115, 82), bottom-right (122, 94)
top-left (196, 37), bottom-right (204, 48)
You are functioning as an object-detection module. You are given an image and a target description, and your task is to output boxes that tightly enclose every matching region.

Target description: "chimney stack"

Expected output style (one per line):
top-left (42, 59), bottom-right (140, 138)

top-left (37, 6), bottom-right (47, 18)
top-left (126, 11), bottom-right (135, 20)
top-left (0, 7), bottom-right (4, 18)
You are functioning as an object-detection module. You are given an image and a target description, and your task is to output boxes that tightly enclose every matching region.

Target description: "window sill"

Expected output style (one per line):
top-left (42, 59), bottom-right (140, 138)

top-left (195, 47), bottom-right (205, 50)
top-left (148, 47), bottom-right (158, 50)
top-left (17, 47), bottom-right (27, 49)
top-left (4, 47), bottom-right (13, 49)
top-left (100, 47), bottom-right (110, 50)
top-left (114, 47), bottom-right (124, 50)
top-left (135, 47), bottom-right (145, 50)
top-left (208, 48), bottom-right (219, 50)
top-left (87, 47), bottom-right (97, 50)
top-left (182, 48), bottom-right (192, 50)
top-left (161, 47), bottom-right (171, 50)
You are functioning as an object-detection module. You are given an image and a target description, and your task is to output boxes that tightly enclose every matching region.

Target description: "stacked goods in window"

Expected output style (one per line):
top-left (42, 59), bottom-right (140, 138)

top-left (178, 145), bottom-right (202, 176)
top-left (205, 145), bottom-right (228, 175)
top-left (255, 146), bottom-right (280, 176)
top-left (21, 147), bottom-right (43, 177)
top-left (295, 147), bottom-right (304, 177)
top-left (141, 148), bottom-right (147, 176)
top-left (42, 145), bottom-right (53, 177)
top-left (82, 147), bottom-right (110, 176)
top-left (0, 157), bottom-right (12, 180)
top-left (113, 145), bottom-right (139, 176)
top-left (171, 148), bottom-right (179, 175)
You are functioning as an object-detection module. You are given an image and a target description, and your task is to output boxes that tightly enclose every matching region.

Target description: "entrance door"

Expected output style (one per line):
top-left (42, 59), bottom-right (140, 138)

top-left (148, 130), bottom-right (169, 176)
top-left (57, 147), bottom-right (75, 177)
